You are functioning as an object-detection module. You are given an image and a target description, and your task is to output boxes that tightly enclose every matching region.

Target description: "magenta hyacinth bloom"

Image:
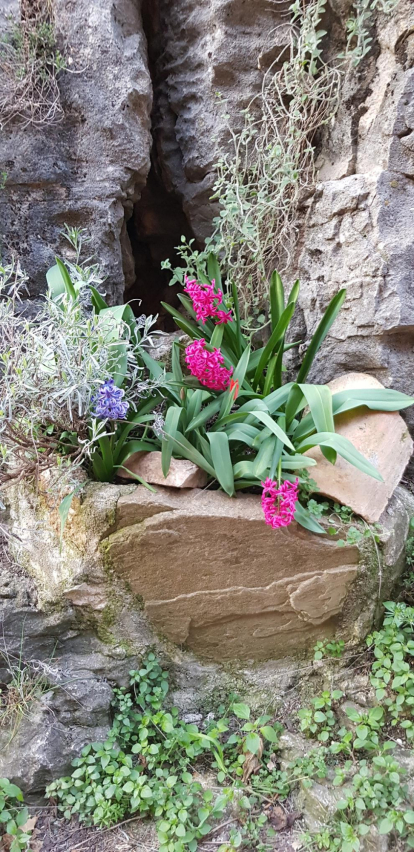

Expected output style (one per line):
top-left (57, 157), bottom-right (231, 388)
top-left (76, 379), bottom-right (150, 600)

top-left (91, 379), bottom-right (129, 420)
top-left (184, 275), bottom-right (233, 325)
top-left (261, 477), bottom-right (299, 529)
top-left (185, 338), bottom-right (233, 391)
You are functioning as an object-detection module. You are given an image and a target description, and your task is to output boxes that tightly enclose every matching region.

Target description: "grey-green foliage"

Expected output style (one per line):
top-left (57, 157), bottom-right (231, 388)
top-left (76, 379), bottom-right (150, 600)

top-left (164, 0), bottom-right (401, 326)
top-left (0, 251), bottom-right (160, 482)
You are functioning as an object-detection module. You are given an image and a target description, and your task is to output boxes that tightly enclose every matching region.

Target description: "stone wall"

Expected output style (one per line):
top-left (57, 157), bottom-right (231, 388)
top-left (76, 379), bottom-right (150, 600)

top-left (1, 477), bottom-right (413, 789)
top-left (0, 0), bottom-right (152, 301)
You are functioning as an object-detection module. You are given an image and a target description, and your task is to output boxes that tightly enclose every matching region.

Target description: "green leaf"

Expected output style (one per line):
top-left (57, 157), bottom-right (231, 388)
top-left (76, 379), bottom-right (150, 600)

top-left (169, 431), bottom-right (216, 477)
top-left (115, 440), bottom-right (157, 467)
top-left (269, 270), bottom-right (284, 329)
top-left (249, 410), bottom-right (295, 450)
top-left (332, 387), bottom-right (414, 414)
top-left (161, 302), bottom-right (203, 340)
top-left (404, 812), bottom-right (414, 825)
top-left (47, 258), bottom-right (77, 302)
top-left (171, 341), bottom-right (183, 382)
top-left (299, 384), bottom-right (335, 433)
top-left (244, 733), bottom-right (262, 755)
top-left (210, 323), bottom-right (224, 349)
top-left (378, 818), bottom-right (394, 834)
top-left (296, 289), bottom-right (346, 383)
top-left (232, 703), bottom-right (251, 720)
top-left (260, 726), bottom-right (278, 743)
top-left (294, 502), bottom-right (326, 534)
top-left (253, 435), bottom-right (277, 478)
top-left (296, 431), bottom-right (384, 481)
top-left (207, 432), bottom-right (235, 495)
top-left (89, 286), bottom-right (108, 313)
top-left (162, 406), bottom-right (183, 476)
top-left (232, 345), bottom-right (251, 389)
top-left (186, 396), bottom-right (222, 432)
top-left (58, 485), bottom-right (83, 543)
top-left (253, 301), bottom-right (296, 390)
top-left (207, 252), bottom-right (222, 289)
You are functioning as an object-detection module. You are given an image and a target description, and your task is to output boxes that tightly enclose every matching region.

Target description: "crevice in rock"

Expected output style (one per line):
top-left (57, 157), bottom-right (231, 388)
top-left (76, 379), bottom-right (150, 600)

top-left (125, 161), bottom-right (195, 330)
top-left (123, 0), bottom-right (198, 330)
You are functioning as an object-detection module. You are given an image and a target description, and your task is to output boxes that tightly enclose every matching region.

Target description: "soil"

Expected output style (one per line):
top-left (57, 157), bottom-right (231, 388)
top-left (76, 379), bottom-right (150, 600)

top-left (1, 806), bottom-right (302, 852)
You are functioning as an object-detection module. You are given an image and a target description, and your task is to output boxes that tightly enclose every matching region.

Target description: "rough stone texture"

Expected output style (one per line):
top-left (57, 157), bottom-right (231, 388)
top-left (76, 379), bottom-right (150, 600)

top-left (144, 0), bottom-right (289, 241)
top-left (119, 450), bottom-right (208, 488)
top-left (296, 0), bottom-right (414, 448)
top-left (1, 477), bottom-right (413, 790)
top-left (0, 0), bottom-right (152, 301)
top-left (108, 484), bottom-right (414, 662)
top-left (305, 373), bottom-right (413, 522)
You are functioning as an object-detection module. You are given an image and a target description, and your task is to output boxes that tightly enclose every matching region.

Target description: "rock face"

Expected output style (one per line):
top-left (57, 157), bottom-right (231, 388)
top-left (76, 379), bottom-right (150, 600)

top-left (0, 0), bottom-right (152, 301)
top-left (306, 373), bottom-right (413, 522)
top-left (1, 476), bottom-right (413, 790)
top-left (295, 0), bottom-right (414, 443)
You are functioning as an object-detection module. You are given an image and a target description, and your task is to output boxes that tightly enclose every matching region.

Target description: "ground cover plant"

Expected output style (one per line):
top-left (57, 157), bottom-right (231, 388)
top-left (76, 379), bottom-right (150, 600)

top-left (42, 601), bottom-right (414, 852)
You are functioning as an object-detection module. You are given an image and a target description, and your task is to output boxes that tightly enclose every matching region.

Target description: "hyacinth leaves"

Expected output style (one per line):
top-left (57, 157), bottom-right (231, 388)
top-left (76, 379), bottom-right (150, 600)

top-left (159, 260), bottom-right (414, 533)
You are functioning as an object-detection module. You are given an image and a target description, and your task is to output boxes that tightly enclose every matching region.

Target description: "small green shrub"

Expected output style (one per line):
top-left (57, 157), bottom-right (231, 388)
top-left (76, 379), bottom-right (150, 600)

top-left (0, 779), bottom-right (32, 851)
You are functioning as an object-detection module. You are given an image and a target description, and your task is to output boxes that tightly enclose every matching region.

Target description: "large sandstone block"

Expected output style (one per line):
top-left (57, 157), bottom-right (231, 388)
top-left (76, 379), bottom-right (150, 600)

top-left (103, 484), bottom-right (401, 662)
top-left (306, 373), bottom-right (413, 523)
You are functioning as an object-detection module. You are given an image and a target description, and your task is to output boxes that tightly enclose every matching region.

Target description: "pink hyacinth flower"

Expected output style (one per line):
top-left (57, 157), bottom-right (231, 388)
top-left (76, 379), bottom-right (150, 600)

top-left (261, 477), bottom-right (299, 529)
top-left (185, 338), bottom-right (233, 391)
top-left (184, 275), bottom-right (233, 325)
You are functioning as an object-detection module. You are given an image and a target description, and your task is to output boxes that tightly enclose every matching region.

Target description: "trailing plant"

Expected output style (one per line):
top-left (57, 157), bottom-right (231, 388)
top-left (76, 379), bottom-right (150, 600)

top-left (159, 259), bottom-right (413, 534)
top-left (0, 779), bottom-right (32, 852)
top-left (164, 0), bottom-right (401, 324)
top-left (0, 251), bottom-right (163, 490)
top-left (0, 0), bottom-right (66, 128)
top-left (47, 606), bottom-right (414, 852)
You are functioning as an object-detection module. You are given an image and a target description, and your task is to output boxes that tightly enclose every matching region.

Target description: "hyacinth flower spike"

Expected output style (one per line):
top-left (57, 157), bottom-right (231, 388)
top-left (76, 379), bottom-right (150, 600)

top-left (91, 379), bottom-right (129, 420)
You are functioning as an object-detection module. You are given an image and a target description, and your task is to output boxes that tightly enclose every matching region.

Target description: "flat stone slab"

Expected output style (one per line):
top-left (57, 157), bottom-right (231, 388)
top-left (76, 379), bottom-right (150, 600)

top-left (305, 373), bottom-right (413, 523)
top-left (107, 486), bottom-right (362, 661)
top-left (119, 451), bottom-right (207, 488)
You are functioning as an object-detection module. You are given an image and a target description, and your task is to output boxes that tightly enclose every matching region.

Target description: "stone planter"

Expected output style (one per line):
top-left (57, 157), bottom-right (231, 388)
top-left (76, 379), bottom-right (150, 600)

top-left (4, 478), bottom-right (413, 664)
top-left (1, 477), bottom-right (413, 792)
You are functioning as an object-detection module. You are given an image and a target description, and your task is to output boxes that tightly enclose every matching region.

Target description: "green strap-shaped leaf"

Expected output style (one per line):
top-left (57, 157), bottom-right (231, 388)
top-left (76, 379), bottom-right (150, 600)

top-left (270, 270), bottom-right (284, 329)
top-left (207, 432), bottom-right (235, 495)
top-left (186, 396), bottom-right (222, 432)
top-left (171, 341), bottom-right (183, 382)
top-left (249, 410), bottom-right (295, 450)
top-left (210, 323), bottom-right (224, 349)
top-left (252, 435), bottom-right (277, 478)
top-left (161, 406), bottom-right (183, 476)
top-left (296, 289), bottom-right (346, 383)
top-left (168, 431), bottom-right (216, 477)
top-left (263, 382), bottom-right (293, 414)
top-left (298, 384), bottom-right (335, 433)
top-left (332, 387), bottom-right (414, 414)
top-left (207, 252), bottom-right (222, 289)
top-left (296, 431), bottom-right (384, 481)
top-left (116, 440), bottom-right (158, 466)
top-left (294, 502), bottom-right (326, 534)
top-left (46, 258), bottom-right (76, 302)
top-left (89, 286), bottom-right (108, 312)
top-left (253, 301), bottom-right (296, 390)
top-left (161, 302), bottom-right (203, 339)
top-left (232, 344), bottom-right (251, 389)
